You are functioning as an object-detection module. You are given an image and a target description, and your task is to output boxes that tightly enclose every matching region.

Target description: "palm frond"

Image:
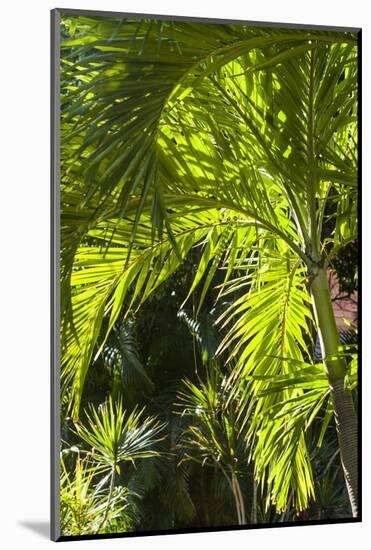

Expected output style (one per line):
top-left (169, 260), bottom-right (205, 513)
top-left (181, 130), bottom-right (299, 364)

top-left (74, 396), bottom-right (166, 470)
top-left (216, 241), bottom-right (316, 512)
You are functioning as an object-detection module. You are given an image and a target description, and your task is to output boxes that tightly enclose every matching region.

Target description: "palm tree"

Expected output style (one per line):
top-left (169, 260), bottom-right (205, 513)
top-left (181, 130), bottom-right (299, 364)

top-left (60, 15), bottom-right (359, 517)
top-left (73, 396), bottom-right (166, 532)
top-left (177, 365), bottom-right (250, 525)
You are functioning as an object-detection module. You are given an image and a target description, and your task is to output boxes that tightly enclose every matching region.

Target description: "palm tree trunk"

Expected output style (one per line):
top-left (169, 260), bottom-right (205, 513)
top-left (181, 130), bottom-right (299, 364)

top-left (310, 267), bottom-right (358, 517)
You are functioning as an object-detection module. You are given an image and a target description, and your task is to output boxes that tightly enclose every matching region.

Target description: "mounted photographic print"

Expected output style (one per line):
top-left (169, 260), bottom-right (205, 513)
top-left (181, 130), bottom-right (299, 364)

top-left (51, 8), bottom-right (361, 541)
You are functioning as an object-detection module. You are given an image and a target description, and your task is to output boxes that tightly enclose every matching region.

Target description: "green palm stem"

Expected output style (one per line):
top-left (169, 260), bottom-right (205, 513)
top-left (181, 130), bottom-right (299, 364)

top-left (231, 471), bottom-right (246, 524)
top-left (310, 266), bottom-right (358, 517)
top-left (217, 461), bottom-right (245, 525)
top-left (230, 473), bottom-right (242, 525)
top-left (96, 465), bottom-right (116, 534)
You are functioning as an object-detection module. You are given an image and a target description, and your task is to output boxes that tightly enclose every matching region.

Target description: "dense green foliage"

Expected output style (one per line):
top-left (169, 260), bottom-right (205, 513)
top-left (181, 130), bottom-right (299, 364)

top-left (59, 14), bottom-right (359, 535)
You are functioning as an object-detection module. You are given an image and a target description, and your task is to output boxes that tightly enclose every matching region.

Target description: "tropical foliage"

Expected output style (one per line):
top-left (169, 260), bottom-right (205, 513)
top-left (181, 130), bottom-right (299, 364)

top-left (58, 12), bottom-right (359, 536)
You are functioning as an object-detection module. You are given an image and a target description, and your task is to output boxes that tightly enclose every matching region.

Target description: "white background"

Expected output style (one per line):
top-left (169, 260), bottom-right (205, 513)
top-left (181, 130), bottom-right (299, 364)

top-left (1, 0), bottom-right (369, 548)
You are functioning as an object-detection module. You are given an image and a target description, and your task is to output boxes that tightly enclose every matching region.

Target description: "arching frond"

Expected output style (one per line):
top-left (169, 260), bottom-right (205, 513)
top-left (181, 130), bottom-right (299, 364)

top-left (216, 241), bottom-right (316, 512)
top-left (62, 206), bottom-right (245, 416)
